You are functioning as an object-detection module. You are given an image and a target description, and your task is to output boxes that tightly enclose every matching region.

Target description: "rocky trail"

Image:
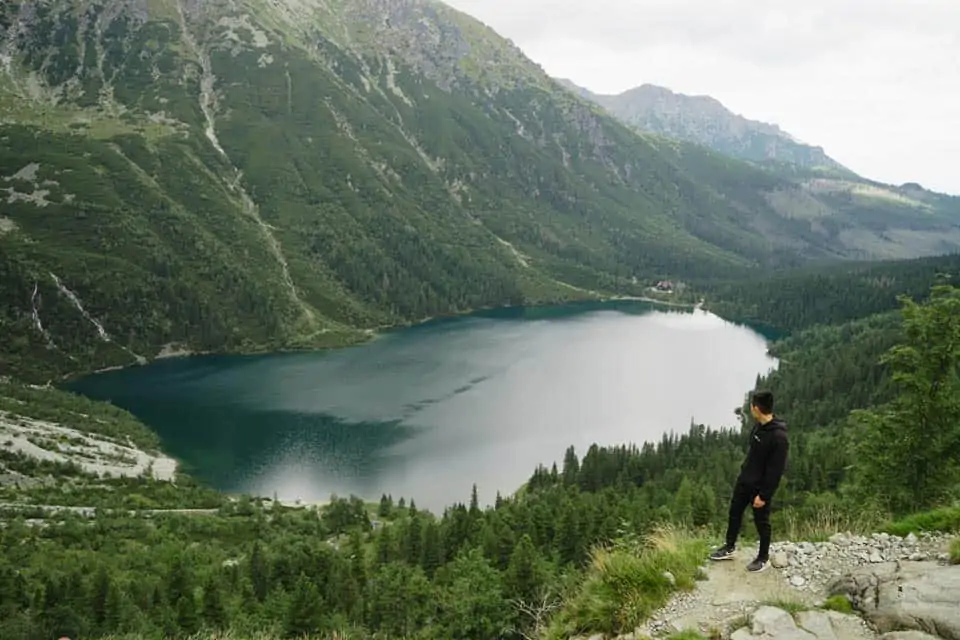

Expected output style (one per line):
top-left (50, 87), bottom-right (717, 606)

top-left (623, 532), bottom-right (958, 640)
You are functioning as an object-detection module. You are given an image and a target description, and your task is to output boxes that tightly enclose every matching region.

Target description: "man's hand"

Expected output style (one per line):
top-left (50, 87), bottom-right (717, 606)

top-left (753, 495), bottom-right (766, 508)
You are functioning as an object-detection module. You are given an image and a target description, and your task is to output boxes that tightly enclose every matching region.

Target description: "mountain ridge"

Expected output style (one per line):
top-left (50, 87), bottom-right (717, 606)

top-left (555, 77), bottom-right (850, 174)
top-left (2, 0), bottom-right (960, 383)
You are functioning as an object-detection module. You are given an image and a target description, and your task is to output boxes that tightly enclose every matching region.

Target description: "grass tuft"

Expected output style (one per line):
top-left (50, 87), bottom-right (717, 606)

top-left (666, 630), bottom-right (708, 640)
top-left (762, 599), bottom-right (810, 617)
top-left (821, 595), bottom-right (854, 614)
top-left (949, 538), bottom-right (960, 565)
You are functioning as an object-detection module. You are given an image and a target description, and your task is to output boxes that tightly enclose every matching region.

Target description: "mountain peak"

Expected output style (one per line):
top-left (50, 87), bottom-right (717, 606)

top-left (560, 78), bottom-right (845, 173)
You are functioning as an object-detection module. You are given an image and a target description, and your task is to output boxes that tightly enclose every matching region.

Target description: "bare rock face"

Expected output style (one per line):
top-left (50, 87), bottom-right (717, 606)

top-left (829, 562), bottom-right (960, 640)
top-left (723, 606), bottom-right (872, 640)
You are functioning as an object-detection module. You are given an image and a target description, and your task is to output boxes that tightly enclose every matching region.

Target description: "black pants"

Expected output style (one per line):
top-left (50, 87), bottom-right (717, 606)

top-left (725, 482), bottom-right (772, 560)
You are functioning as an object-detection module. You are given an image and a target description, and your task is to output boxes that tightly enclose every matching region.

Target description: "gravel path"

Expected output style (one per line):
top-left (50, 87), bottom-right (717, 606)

top-left (635, 533), bottom-right (955, 640)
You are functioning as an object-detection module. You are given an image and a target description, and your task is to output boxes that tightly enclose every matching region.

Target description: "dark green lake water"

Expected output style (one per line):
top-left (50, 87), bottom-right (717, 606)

top-left (68, 302), bottom-right (777, 512)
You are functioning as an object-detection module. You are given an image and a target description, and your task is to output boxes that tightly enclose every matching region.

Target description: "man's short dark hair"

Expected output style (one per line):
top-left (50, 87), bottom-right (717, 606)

top-left (751, 391), bottom-right (774, 415)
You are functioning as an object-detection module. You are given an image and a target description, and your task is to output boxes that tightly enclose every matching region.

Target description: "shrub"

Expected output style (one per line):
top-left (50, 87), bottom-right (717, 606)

top-left (883, 506), bottom-right (960, 536)
top-left (546, 523), bottom-right (709, 639)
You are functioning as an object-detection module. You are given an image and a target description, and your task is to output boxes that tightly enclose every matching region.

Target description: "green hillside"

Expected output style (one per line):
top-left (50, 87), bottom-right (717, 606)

top-left (2, 0), bottom-right (959, 383)
top-left (560, 80), bottom-right (960, 261)
top-left (704, 252), bottom-right (960, 333)
top-left (2, 276), bottom-right (958, 640)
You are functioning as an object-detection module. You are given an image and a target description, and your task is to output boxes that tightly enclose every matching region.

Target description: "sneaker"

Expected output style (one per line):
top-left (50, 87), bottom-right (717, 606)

top-left (709, 545), bottom-right (736, 561)
top-left (746, 557), bottom-right (769, 572)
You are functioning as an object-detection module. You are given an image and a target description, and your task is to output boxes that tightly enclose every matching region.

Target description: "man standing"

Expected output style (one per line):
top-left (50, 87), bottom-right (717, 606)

top-left (710, 390), bottom-right (789, 572)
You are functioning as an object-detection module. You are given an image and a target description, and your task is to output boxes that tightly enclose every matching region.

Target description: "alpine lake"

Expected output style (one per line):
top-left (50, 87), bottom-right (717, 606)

top-left (68, 301), bottom-right (778, 512)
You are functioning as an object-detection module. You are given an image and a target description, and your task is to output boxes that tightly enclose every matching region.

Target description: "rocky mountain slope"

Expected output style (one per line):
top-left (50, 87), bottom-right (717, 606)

top-left (558, 79), bottom-right (960, 259)
top-left (2, 0), bottom-right (960, 382)
top-left (557, 79), bottom-right (848, 173)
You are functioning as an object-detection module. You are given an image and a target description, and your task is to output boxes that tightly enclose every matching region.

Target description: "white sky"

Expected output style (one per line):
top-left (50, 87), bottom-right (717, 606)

top-left (444, 0), bottom-right (960, 195)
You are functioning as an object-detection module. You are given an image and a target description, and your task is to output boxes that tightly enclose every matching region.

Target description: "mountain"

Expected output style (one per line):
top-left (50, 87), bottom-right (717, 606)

top-left (2, 0), bottom-right (960, 382)
top-left (557, 77), bottom-right (960, 262)
top-left (556, 79), bottom-right (849, 173)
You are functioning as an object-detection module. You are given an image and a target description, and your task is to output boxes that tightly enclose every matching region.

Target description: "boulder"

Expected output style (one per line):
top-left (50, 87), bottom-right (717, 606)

top-left (750, 606), bottom-right (818, 640)
top-left (796, 610), bottom-right (838, 640)
top-left (830, 562), bottom-right (960, 640)
top-left (882, 633), bottom-right (943, 640)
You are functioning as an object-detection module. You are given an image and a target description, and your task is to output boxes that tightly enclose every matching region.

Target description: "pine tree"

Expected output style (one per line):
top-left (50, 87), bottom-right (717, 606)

top-left (556, 501), bottom-right (581, 566)
top-left (378, 493), bottom-right (393, 518)
top-left (673, 476), bottom-right (695, 525)
top-left (104, 578), bottom-right (124, 632)
top-left (375, 524), bottom-right (394, 567)
top-left (851, 285), bottom-right (960, 513)
top-left (405, 510), bottom-right (423, 567)
top-left (421, 521), bottom-right (443, 578)
top-left (176, 593), bottom-right (201, 636)
top-left (166, 557), bottom-right (192, 610)
top-left (561, 446), bottom-right (580, 486)
top-left (250, 542), bottom-right (269, 603)
top-left (286, 573), bottom-right (325, 638)
top-left (202, 576), bottom-right (227, 629)
top-left (504, 534), bottom-right (542, 603)
top-left (91, 566), bottom-right (111, 628)
top-left (347, 529), bottom-right (367, 620)
top-left (469, 484), bottom-right (481, 518)
top-left (692, 483), bottom-right (717, 527)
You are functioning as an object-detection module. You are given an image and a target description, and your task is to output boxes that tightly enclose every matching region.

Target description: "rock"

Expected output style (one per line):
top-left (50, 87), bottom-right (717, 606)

top-left (868, 551), bottom-right (884, 563)
top-left (830, 561), bottom-right (960, 640)
top-left (752, 606), bottom-right (800, 636)
top-left (732, 627), bottom-right (755, 640)
top-left (905, 533), bottom-right (919, 546)
top-left (663, 570), bottom-right (677, 586)
top-left (790, 575), bottom-right (807, 587)
top-left (882, 632), bottom-right (942, 640)
top-left (772, 552), bottom-right (790, 568)
top-left (797, 610), bottom-right (839, 640)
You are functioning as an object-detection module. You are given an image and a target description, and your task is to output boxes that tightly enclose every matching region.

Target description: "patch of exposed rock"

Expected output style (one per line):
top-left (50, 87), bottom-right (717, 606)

top-left (731, 606), bottom-right (874, 640)
top-left (624, 533), bottom-right (957, 640)
top-left (771, 533), bottom-right (954, 595)
top-left (829, 561), bottom-right (960, 640)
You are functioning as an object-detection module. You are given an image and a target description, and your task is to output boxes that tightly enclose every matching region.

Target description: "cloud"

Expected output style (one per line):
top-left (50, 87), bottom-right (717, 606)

top-left (444, 0), bottom-right (960, 194)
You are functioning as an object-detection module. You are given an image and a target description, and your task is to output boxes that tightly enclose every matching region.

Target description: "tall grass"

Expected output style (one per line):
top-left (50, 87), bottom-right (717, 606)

top-left (99, 631), bottom-right (359, 640)
top-left (949, 538), bottom-right (960, 565)
top-left (882, 506), bottom-right (960, 536)
top-left (779, 503), bottom-right (886, 542)
top-left (546, 523), bottom-right (710, 639)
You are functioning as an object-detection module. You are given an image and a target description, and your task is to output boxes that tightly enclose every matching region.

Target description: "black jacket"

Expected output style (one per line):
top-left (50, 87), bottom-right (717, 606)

top-left (736, 416), bottom-right (789, 502)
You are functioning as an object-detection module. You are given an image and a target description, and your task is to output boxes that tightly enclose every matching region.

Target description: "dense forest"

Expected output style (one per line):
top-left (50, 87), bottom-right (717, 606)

top-left (2, 282), bottom-right (959, 640)
top-left (703, 252), bottom-right (960, 334)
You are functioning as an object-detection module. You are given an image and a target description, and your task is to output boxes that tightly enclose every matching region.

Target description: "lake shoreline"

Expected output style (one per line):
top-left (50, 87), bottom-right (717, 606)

top-left (65, 295), bottom-right (771, 512)
top-left (65, 292), bottom-right (702, 383)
